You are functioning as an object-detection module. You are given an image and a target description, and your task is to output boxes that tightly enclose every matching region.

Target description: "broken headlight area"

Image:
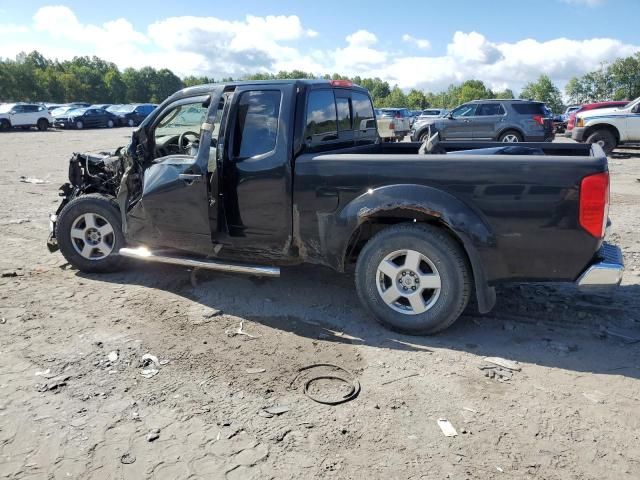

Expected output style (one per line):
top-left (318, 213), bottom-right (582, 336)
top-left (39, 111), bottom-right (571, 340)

top-left (47, 150), bottom-right (126, 252)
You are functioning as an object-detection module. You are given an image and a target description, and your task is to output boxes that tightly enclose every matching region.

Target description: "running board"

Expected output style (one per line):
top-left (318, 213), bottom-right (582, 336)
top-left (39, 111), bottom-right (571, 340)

top-left (119, 247), bottom-right (280, 277)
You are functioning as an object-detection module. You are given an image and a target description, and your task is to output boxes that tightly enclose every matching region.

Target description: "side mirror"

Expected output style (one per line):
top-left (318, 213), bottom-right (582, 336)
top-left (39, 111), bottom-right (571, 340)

top-left (447, 112), bottom-right (454, 119)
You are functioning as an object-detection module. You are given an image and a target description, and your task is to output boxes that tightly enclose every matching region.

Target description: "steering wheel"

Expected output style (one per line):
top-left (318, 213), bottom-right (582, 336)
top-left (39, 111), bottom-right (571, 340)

top-left (178, 131), bottom-right (200, 153)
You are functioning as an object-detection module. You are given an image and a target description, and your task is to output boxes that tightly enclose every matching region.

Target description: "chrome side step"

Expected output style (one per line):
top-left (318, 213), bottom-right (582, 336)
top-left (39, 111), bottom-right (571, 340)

top-left (119, 247), bottom-right (280, 277)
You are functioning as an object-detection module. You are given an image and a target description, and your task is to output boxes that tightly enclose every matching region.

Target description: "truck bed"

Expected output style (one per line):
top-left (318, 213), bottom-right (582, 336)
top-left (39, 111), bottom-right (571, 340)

top-left (293, 141), bottom-right (607, 283)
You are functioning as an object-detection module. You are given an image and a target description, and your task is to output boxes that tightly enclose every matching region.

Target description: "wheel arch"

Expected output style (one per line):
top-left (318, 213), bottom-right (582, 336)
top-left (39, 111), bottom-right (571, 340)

top-left (496, 126), bottom-right (524, 141)
top-left (583, 123), bottom-right (621, 143)
top-left (331, 184), bottom-right (500, 313)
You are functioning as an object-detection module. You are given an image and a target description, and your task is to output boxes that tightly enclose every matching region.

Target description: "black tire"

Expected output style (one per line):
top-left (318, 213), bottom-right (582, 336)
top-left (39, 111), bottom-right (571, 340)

top-left (498, 130), bottom-right (523, 142)
top-left (586, 129), bottom-right (616, 155)
top-left (0, 119), bottom-right (10, 131)
top-left (355, 224), bottom-right (471, 335)
top-left (37, 119), bottom-right (49, 131)
top-left (56, 194), bottom-right (126, 273)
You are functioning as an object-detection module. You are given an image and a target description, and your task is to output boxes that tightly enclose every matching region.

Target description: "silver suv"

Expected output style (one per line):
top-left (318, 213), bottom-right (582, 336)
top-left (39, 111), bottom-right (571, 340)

top-left (410, 99), bottom-right (554, 143)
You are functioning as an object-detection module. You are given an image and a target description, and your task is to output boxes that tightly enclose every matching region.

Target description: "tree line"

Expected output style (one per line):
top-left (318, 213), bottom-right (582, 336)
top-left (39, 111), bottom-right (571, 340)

top-left (2, 50), bottom-right (637, 112)
top-left (565, 53), bottom-right (640, 105)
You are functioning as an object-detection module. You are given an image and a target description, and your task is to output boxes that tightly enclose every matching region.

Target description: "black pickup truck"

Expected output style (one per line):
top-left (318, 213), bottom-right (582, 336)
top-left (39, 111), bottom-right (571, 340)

top-left (47, 79), bottom-right (624, 335)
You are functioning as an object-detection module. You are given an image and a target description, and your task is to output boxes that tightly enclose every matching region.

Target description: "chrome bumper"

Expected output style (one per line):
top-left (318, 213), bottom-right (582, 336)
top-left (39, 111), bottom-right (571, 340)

top-left (576, 243), bottom-right (624, 289)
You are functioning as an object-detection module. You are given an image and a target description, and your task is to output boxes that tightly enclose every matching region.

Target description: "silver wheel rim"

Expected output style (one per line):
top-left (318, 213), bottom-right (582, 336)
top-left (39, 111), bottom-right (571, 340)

top-left (376, 249), bottom-right (442, 315)
top-left (76, 121), bottom-right (83, 129)
top-left (502, 134), bottom-right (519, 142)
top-left (107, 120), bottom-right (113, 128)
top-left (128, 119), bottom-right (134, 127)
top-left (70, 213), bottom-right (115, 260)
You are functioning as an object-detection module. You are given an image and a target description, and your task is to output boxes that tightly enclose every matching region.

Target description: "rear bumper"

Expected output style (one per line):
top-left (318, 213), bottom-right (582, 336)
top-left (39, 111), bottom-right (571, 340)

top-left (576, 243), bottom-right (624, 290)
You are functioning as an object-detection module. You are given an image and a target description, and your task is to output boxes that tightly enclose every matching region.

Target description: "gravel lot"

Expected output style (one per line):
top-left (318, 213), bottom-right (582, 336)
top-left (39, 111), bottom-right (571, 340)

top-left (1, 128), bottom-right (639, 480)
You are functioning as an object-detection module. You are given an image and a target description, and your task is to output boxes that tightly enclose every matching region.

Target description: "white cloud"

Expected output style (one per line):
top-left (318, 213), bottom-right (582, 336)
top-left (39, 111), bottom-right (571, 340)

top-left (1, 6), bottom-right (638, 97)
top-left (402, 34), bottom-right (431, 50)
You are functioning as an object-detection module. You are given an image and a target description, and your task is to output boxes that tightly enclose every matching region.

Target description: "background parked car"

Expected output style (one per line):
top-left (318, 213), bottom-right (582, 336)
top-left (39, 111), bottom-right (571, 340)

top-left (108, 103), bottom-right (157, 127)
top-left (50, 106), bottom-right (78, 119)
top-left (53, 107), bottom-right (119, 129)
top-left (377, 108), bottom-right (412, 137)
top-left (0, 103), bottom-right (53, 131)
top-left (411, 99), bottom-right (554, 142)
top-left (89, 104), bottom-right (112, 110)
top-left (418, 108), bottom-right (447, 119)
top-left (564, 101), bottom-right (629, 137)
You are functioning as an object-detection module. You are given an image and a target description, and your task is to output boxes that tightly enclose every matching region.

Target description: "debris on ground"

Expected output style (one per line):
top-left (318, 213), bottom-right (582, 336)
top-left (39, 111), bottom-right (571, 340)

top-left (264, 405), bottom-right (289, 415)
top-left (483, 357), bottom-right (521, 371)
top-left (480, 357), bottom-right (521, 382)
top-left (290, 363), bottom-right (360, 405)
top-left (2, 218), bottom-right (30, 225)
top-left (246, 367), bottom-right (267, 374)
top-left (120, 453), bottom-right (136, 465)
top-left (107, 351), bottom-right (119, 362)
top-left (36, 374), bottom-right (70, 393)
top-left (0, 317), bottom-right (6, 325)
top-left (381, 373), bottom-right (420, 385)
top-left (437, 418), bottom-right (458, 437)
top-left (583, 391), bottom-right (607, 404)
top-left (2, 270), bottom-right (22, 278)
top-left (140, 354), bottom-right (160, 379)
top-left (147, 429), bottom-right (160, 442)
top-left (35, 368), bottom-right (51, 377)
top-left (19, 176), bottom-right (47, 184)
top-left (225, 320), bottom-right (260, 339)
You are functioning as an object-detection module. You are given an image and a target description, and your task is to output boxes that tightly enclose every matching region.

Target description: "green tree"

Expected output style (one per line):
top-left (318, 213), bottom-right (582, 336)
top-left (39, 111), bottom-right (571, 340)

top-left (406, 89), bottom-right (428, 109)
top-left (519, 74), bottom-right (564, 113)
top-left (608, 54), bottom-right (640, 100)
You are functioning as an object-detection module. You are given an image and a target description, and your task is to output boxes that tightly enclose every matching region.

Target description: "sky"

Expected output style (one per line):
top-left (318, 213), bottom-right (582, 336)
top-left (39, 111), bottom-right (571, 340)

top-left (0, 0), bottom-right (639, 94)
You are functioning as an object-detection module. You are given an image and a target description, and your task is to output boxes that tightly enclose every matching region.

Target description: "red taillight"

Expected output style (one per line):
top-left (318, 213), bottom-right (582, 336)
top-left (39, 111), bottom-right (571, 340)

top-left (330, 79), bottom-right (353, 87)
top-left (389, 122), bottom-right (395, 130)
top-left (533, 115), bottom-right (544, 126)
top-left (579, 172), bottom-right (609, 238)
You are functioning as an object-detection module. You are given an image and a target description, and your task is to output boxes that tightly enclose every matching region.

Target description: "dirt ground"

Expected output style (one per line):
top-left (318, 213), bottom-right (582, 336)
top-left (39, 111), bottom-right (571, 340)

top-left (1, 128), bottom-right (639, 480)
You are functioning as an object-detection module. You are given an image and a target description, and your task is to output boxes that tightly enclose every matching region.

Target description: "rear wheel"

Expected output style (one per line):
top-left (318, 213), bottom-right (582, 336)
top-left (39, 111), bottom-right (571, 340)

top-left (499, 130), bottom-right (522, 143)
top-left (37, 119), bottom-right (49, 131)
top-left (0, 119), bottom-right (10, 131)
top-left (586, 129), bottom-right (616, 155)
top-left (56, 194), bottom-right (126, 273)
top-left (127, 119), bottom-right (135, 127)
top-left (106, 119), bottom-right (114, 128)
top-left (355, 224), bottom-right (471, 335)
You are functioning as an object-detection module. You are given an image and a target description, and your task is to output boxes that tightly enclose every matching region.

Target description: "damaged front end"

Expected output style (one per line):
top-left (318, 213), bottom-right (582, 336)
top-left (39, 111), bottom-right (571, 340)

top-left (47, 149), bottom-right (127, 252)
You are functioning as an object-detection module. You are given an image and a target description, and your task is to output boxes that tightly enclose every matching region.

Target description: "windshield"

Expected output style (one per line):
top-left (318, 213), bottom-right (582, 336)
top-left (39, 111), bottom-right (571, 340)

top-left (118, 105), bottom-right (137, 113)
top-left (69, 108), bottom-right (88, 116)
top-left (51, 107), bottom-right (73, 116)
top-left (0, 104), bottom-right (15, 113)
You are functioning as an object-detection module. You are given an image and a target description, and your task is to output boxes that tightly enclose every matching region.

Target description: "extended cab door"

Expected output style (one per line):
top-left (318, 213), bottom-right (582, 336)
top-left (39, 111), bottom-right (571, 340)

top-left (218, 85), bottom-right (293, 256)
top-left (125, 89), bottom-right (227, 254)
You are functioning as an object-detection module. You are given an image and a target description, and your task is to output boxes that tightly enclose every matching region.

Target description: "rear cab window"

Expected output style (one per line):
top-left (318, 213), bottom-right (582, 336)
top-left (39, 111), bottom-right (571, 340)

top-left (304, 87), bottom-right (376, 152)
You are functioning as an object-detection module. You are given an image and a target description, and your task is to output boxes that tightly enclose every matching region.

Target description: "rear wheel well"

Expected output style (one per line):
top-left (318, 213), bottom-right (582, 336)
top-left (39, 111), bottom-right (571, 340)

top-left (497, 128), bottom-right (524, 141)
top-left (584, 124), bottom-right (620, 143)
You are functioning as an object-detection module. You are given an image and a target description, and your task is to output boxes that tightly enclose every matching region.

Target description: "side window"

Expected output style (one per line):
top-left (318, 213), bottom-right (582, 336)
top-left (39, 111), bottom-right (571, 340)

top-left (12, 105), bottom-right (24, 113)
top-left (352, 92), bottom-right (376, 140)
top-left (154, 100), bottom-right (208, 157)
top-left (336, 97), bottom-right (352, 131)
top-left (305, 90), bottom-right (337, 143)
top-left (478, 104), bottom-right (505, 116)
top-left (451, 104), bottom-right (477, 117)
top-left (232, 90), bottom-right (281, 159)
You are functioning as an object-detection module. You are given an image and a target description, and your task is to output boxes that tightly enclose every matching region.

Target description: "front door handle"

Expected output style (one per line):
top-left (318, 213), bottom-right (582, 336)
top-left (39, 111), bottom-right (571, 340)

top-left (178, 173), bottom-right (202, 182)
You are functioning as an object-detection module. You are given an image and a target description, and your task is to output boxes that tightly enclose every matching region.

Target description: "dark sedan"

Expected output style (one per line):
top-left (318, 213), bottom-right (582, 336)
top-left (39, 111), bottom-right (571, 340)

top-left (107, 104), bottom-right (156, 127)
top-left (53, 108), bottom-right (119, 129)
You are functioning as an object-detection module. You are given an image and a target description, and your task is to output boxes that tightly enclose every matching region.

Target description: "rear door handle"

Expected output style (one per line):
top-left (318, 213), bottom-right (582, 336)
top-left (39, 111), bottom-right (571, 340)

top-left (179, 173), bottom-right (202, 182)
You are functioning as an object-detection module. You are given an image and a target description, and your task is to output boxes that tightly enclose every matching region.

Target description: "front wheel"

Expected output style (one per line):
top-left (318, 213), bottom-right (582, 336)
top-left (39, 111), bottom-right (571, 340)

top-left (355, 224), bottom-right (471, 335)
top-left (586, 129), bottom-right (616, 155)
top-left (0, 119), bottom-right (10, 131)
top-left (106, 119), bottom-right (114, 128)
top-left (37, 119), bottom-right (49, 131)
top-left (56, 194), bottom-right (126, 273)
top-left (75, 120), bottom-right (84, 130)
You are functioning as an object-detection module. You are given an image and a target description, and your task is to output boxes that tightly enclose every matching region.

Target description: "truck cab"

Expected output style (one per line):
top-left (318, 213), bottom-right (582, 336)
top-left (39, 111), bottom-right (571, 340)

top-left (572, 96), bottom-right (640, 154)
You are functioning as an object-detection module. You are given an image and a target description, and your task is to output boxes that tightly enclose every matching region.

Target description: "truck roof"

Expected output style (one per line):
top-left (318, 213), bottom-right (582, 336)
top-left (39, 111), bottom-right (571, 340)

top-left (177, 79), bottom-right (370, 98)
